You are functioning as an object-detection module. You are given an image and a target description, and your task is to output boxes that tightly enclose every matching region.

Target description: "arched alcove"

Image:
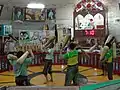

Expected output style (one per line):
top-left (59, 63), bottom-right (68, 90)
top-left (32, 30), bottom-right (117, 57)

top-left (94, 13), bottom-right (104, 28)
top-left (84, 14), bottom-right (94, 30)
top-left (73, 0), bottom-right (107, 47)
top-left (75, 15), bottom-right (84, 30)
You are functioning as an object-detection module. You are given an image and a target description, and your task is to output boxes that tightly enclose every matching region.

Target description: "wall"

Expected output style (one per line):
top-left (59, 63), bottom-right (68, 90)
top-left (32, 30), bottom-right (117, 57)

top-left (0, 0), bottom-right (120, 42)
top-left (56, 4), bottom-right (74, 27)
top-left (0, 4), bottom-right (75, 37)
top-left (105, 0), bottom-right (120, 42)
top-left (56, 0), bottom-right (120, 42)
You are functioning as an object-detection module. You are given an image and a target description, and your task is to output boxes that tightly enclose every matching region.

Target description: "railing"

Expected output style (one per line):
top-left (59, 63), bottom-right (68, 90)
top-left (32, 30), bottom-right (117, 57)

top-left (0, 55), bottom-right (8, 73)
top-left (0, 52), bottom-right (120, 75)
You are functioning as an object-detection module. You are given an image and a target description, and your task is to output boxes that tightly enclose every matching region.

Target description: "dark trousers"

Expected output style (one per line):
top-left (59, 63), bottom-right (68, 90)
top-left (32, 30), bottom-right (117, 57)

top-left (65, 64), bottom-right (78, 86)
top-left (43, 60), bottom-right (52, 76)
top-left (7, 60), bottom-right (10, 70)
top-left (101, 62), bottom-right (107, 74)
top-left (15, 76), bottom-right (30, 86)
top-left (107, 63), bottom-right (113, 80)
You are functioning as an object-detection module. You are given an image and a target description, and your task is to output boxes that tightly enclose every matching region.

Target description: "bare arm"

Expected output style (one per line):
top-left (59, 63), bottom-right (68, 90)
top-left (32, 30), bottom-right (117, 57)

top-left (28, 49), bottom-right (34, 59)
top-left (16, 51), bottom-right (29, 64)
top-left (113, 43), bottom-right (116, 59)
top-left (100, 46), bottom-right (109, 61)
top-left (76, 46), bottom-right (90, 59)
top-left (89, 39), bottom-right (98, 52)
top-left (7, 54), bottom-right (18, 60)
top-left (81, 50), bottom-right (90, 59)
top-left (89, 43), bottom-right (98, 52)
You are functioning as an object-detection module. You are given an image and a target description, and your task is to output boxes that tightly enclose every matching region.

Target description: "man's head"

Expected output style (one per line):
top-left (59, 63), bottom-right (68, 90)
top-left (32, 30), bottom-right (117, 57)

top-left (16, 51), bottom-right (24, 58)
top-left (8, 52), bottom-right (15, 55)
top-left (69, 43), bottom-right (77, 50)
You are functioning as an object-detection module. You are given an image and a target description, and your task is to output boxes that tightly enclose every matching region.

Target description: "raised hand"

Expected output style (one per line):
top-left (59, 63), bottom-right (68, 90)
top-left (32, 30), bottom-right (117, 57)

top-left (28, 49), bottom-right (34, 59)
top-left (28, 49), bottom-right (32, 53)
top-left (95, 39), bottom-right (98, 46)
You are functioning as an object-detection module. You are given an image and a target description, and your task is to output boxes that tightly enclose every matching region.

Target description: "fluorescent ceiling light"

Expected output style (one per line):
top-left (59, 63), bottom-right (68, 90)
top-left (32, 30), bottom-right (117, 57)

top-left (27, 3), bottom-right (45, 9)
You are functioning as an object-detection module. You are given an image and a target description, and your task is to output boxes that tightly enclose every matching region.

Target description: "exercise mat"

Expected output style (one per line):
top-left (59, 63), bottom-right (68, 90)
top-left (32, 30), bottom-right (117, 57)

top-left (80, 79), bottom-right (120, 90)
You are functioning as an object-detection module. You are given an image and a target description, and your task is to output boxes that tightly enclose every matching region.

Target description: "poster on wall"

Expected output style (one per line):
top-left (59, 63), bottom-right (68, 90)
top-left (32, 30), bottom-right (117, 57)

top-left (29, 30), bottom-right (43, 44)
top-left (19, 30), bottom-right (55, 44)
top-left (0, 25), bottom-right (12, 36)
top-left (47, 8), bottom-right (56, 20)
top-left (13, 7), bottom-right (25, 21)
top-left (19, 30), bottom-right (30, 44)
top-left (43, 30), bottom-right (55, 38)
top-left (25, 8), bottom-right (46, 21)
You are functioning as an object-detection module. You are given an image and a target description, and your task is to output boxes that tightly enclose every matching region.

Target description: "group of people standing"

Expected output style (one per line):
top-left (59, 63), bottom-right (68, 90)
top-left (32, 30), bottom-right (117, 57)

top-left (6, 34), bottom-right (116, 86)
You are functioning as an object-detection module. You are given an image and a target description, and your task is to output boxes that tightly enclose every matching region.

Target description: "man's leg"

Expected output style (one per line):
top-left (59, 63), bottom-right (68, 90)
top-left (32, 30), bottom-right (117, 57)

top-left (15, 76), bottom-right (24, 86)
top-left (64, 71), bottom-right (72, 86)
top-left (107, 63), bottom-right (113, 80)
top-left (50, 73), bottom-right (53, 82)
top-left (73, 73), bottom-right (88, 86)
top-left (101, 63), bottom-right (106, 75)
top-left (48, 61), bottom-right (53, 82)
top-left (43, 60), bottom-right (49, 83)
top-left (24, 76), bottom-right (31, 86)
top-left (73, 66), bottom-right (78, 85)
top-left (64, 66), bottom-right (78, 86)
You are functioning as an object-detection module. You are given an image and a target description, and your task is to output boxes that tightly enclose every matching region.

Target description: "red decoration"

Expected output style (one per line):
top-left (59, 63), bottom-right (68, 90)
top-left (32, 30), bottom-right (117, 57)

top-left (87, 3), bottom-right (91, 8)
top-left (92, 8), bottom-right (96, 11)
top-left (77, 3), bottom-right (81, 9)
top-left (90, 30), bottom-right (95, 36)
top-left (85, 30), bottom-right (89, 35)
top-left (97, 2), bottom-right (102, 7)
top-left (82, 0), bottom-right (86, 3)
top-left (87, 0), bottom-right (91, 2)
top-left (85, 30), bottom-right (95, 36)
top-left (90, 19), bottom-right (93, 22)
top-left (97, 25), bottom-right (104, 29)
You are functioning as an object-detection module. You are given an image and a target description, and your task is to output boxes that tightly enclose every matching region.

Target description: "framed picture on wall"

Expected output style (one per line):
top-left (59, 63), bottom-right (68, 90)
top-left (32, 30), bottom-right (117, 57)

top-left (29, 30), bottom-right (43, 44)
top-left (19, 30), bottom-right (30, 44)
top-left (12, 7), bottom-right (25, 21)
top-left (47, 8), bottom-right (56, 20)
top-left (0, 25), bottom-right (12, 36)
top-left (0, 5), bottom-right (3, 16)
top-left (25, 8), bottom-right (46, 21)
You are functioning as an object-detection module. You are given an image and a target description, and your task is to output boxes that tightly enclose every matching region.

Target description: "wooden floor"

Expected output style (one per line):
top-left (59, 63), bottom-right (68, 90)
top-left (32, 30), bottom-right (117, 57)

top-left (0, 65), bottom-right (120, 87)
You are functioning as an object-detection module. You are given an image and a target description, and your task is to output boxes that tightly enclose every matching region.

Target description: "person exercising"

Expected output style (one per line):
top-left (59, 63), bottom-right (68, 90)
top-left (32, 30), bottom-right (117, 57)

top-left (100, 36), bottom-right (116, 80)
top-left (43, 43), bottom-right (54, 84)
top-left (7, 49), bottom-right (34, 86)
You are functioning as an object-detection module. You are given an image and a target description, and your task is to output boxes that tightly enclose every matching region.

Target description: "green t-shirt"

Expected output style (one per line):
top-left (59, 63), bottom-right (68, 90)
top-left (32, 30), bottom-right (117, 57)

top-left (104, 48), bottom-right (113, 63)
top-left (45, 48), bottom-right (54, 61)
top-left (9, 58), bottom-right (32, 77)
top-left (63, 50), bottom-right (79, 66)
top-left (104, 48), bottom-right (113, 59)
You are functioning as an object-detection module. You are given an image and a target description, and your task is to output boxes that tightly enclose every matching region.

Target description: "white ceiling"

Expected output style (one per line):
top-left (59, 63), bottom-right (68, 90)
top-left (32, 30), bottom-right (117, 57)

top-left (0, 0), bottom-right (78, 20)
top-left (0, 0), bottom-right (77, 7)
